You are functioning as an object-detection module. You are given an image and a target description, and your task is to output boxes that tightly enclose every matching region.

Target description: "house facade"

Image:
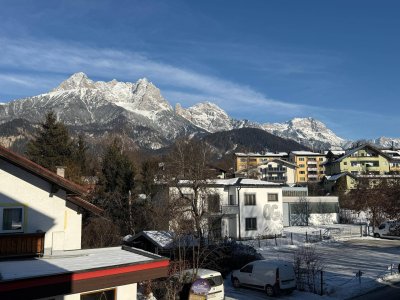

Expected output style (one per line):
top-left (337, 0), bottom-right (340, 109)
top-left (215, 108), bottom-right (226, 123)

top-left (289, 151), bottom-right (326, 183)
top-left (235, 159), bottom-right (296, 185)
top-left (235, 152), bottom-right (288, 173)
top-left (170, 178), bottom-right (285, 240)
top-left (323, 144), bottom-right (398, 191)
top-left (324, 144), bottom-right (391, 177)
top-left (0, 146), bottom-right (102, 255)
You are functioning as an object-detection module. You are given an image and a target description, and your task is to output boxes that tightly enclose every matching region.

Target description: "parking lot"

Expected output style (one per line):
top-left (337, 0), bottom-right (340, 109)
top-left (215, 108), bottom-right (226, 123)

top-left (225, 237), bottom-right (400, 299)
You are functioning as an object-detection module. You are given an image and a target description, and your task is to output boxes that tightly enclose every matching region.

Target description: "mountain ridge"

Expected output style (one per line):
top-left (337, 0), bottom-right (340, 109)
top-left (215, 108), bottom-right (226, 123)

top-left (0, 72), bottom-right (394, 152)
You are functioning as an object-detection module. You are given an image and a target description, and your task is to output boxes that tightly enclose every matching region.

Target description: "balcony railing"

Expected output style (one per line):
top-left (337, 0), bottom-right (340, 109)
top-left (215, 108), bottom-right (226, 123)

top-left (264, 167), bottom-right (287, 172)
top-left (0, 232), bottom-right (45, 258)
top-left (307, 167), bottom-right (318, 171)
top-left (307, 174), bottom-right (319, 178)
top-left (221, 205), bottom-right (239, 215)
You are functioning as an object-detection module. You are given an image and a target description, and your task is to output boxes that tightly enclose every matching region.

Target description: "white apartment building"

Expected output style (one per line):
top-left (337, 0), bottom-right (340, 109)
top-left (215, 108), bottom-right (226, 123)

top-left (170, 178), bottom-right (284, 240)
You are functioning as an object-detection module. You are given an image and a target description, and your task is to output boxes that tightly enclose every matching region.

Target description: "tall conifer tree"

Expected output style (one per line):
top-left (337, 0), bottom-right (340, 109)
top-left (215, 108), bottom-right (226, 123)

top-left (26, 111), bottom-right (73, 172)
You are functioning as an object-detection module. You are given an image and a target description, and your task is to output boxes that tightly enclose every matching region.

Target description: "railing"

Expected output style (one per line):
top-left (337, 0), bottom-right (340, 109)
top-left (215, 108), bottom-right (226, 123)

top-left (221, 205), bottom-right (239, 215)
top-left (264, 167), bottom-right (287, 172)
top-left (0, 232), bottom-right (45, 258)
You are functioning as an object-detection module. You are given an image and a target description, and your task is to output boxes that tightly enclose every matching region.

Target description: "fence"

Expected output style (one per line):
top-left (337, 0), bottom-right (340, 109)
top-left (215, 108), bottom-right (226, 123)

top-left (240, 224), bottom-right (370, 249)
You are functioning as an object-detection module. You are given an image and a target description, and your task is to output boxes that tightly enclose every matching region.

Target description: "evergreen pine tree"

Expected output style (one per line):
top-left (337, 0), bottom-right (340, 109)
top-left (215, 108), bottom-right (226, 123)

top-left (95, 138), bottom-right (136, 235)
top-left (26, 111), bottom-right (73, 172)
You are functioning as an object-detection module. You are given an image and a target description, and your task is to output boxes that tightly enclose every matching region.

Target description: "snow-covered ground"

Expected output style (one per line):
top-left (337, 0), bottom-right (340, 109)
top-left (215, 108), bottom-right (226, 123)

top-left (225, 225), bottom-right (400, 299)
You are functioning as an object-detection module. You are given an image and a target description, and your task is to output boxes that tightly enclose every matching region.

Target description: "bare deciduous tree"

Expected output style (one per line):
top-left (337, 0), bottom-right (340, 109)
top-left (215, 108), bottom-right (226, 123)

top-left (291, 196), bottom-right (311, 226)
top-left (294, 245), bottom-right (324, 294)
top-left (166, 138), bottom-right (217, 240)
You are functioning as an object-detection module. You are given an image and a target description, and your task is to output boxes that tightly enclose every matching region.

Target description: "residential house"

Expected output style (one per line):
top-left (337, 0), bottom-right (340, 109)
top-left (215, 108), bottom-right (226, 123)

top-left (169, 178), bottom-right (284, 240)
top-left (381, 149), bottom-right (400, 173)
top-left (0, 146), bottom-right (169, 300)
top-left (324, 144), bottom-right (391, 177)
top-left (323, 144), bottom-right (395, 191)
top-left (235, 159), bottom-right (296, 185)
top-left (289, 151), bottom-right (326, 183)
top-left (235, 152), bottom-right (288, 173)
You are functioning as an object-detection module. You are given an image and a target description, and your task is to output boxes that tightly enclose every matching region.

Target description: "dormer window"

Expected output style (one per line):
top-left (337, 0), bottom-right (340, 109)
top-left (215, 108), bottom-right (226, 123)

top-left (1, 207), bottom-right (24, 232)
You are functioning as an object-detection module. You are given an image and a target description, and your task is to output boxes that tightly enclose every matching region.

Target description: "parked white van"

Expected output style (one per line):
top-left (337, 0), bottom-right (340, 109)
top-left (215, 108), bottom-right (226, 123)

top-left (231, 260), bottom-right (296, 296)
top-left (176, 268), bottom-right (224, 300)
top-left (374, 220), bottom-right (400, 239)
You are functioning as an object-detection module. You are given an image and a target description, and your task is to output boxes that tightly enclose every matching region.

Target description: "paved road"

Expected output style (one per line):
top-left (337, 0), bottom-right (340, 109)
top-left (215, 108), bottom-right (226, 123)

top-left (350, 281), bottom-right (400, 300)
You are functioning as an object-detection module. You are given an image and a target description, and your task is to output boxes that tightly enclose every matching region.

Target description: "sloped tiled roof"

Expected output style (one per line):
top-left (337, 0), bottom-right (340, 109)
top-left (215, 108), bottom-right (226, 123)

top-left (0, 145), bottom-right (102, 214)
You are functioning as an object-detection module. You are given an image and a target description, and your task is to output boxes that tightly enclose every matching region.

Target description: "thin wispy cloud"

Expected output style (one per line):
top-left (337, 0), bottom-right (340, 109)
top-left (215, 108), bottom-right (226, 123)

top-left (0, 38), bottom-right (307, 114)
top-left (0, 37), bottom-right (388, 133)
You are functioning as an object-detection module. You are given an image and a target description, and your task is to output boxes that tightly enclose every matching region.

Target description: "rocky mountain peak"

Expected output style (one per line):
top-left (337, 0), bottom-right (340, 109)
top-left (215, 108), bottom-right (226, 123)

top-left (176, 101), bottom-right (233, 133)
top-left (52, 72), bottom-right (95, 92)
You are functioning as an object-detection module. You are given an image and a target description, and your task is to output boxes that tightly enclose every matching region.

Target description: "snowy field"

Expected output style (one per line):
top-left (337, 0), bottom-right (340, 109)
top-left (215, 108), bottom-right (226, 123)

top-left (225, 225), bottom-right (400, 299)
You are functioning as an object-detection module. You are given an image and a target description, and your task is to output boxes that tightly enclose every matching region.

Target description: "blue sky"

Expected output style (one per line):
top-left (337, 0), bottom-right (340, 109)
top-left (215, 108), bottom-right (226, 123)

top-left (0, 0), bottom-right (399, 140)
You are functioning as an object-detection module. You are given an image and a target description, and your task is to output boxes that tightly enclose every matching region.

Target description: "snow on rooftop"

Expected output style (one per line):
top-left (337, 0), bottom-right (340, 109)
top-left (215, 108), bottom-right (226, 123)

top-left (213, 178), bottom-right (282, 186)
top-left (0, 246), bottom-right (163, 281)
top-left (177, 178), bottom-right (281, 186)
top-left (324, 173), bottom-right (348, 181)
top-left (235, 152), bottom-right (288, 157)
top-left (291, 151), bottom-right (324, 155)
top-left (143, 231), bottom-right (175, 248)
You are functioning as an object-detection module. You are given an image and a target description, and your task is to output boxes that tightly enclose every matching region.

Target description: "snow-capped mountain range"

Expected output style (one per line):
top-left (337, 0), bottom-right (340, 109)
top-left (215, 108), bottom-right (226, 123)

top-left (0, 72), bottom-right (396, 151)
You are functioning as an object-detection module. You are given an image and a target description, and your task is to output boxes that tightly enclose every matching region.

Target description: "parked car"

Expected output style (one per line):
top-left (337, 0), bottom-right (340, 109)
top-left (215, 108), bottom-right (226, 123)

top-left (174, 268), bottom-right (224, 300)
top-left (374, 220), bottom-right (400, 239)
top-left (231, 260), bottom-right (296, 296)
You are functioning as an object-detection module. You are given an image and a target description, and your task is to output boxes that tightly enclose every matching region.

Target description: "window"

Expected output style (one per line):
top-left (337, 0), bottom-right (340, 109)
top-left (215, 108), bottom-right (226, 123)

top-left (299, 164), bottom-right (305, 168)
top-left (245, 218), bottom-right (257, 231)
top-left (229, 195), bottom-right (235, 205)
top-left (268, 193), bottom-right (278, 202)
top-left (299, 157), bottom-right (305, 161)
top-left (344, 162), bottom-right (347, 165)
top-left (319, 157), bottom-right (324, 161)
top-left (1, 207), bottom-right (23, 232)
top-left (240, 264), bottom-right (254, 273)
top-left (244, 194), bottom-right (256, 205)
top-left (299, 171), bottom-right (305, 174)
top-left (207, 194), bottom-right (220, 213)
top-left (81, 289), bottom-right (115, 300)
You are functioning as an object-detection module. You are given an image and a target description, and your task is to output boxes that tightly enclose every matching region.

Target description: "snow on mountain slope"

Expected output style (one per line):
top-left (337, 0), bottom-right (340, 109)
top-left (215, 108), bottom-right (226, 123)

top-left (52, 72), bottom-right (172, 121)
top-left (4, 72), bottom-right (394, 151)
top-left (369, 137), bottom-right (400, 148)
top-left (262, 117), bottom-right (346, 150)
top-left (0, 72), bottom-right (201, 150)
top-left (175, 102), bottom-right (234, 132)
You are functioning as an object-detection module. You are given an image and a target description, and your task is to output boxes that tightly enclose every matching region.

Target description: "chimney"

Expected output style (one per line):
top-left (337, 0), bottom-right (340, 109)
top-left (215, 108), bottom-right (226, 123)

top-left (56, 166), bottom-right (66, 178)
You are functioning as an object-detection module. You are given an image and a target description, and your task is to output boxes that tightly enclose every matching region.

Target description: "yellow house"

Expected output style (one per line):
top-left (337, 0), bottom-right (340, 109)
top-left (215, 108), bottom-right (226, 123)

top-left (289, 151), bottom-right (326, 183)
top-left (324, 144), bottom-right (391, 177)
top-left (323, 144), bottom-right (397, 192)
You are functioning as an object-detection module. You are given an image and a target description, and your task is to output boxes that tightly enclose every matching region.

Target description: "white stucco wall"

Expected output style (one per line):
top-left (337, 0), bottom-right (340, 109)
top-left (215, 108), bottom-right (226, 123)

top-left (37, 283), bottom-right (137, 300)
top-left (170, 184), bottom-right (284, 239)
top-left (237, 187), bottom-right (283, 238)
top-left (0, 159), bottom-right (82, 253)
